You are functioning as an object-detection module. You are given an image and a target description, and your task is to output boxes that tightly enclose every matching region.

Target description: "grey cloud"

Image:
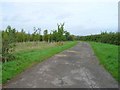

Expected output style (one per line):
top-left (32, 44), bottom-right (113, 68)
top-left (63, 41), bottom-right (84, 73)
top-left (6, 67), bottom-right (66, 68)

top-left (1, 1), bottom-right (118, 35)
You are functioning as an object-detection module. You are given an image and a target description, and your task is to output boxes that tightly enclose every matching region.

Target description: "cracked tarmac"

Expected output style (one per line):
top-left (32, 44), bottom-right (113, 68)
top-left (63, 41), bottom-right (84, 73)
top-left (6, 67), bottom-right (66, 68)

top-left (4, 42), bottom-right (118, 88)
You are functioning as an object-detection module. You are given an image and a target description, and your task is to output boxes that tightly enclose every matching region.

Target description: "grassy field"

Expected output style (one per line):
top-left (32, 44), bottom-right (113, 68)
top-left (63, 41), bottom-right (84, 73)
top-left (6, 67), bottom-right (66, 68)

top-left (2, 41), bottom-right (78, 84)
top-left (89, 42), bottom-right (119, 82)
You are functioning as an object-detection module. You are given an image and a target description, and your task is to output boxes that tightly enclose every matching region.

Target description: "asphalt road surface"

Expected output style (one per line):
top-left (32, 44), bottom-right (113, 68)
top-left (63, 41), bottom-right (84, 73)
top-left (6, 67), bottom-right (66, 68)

top-left (4, 42), bottom-right (118, 88)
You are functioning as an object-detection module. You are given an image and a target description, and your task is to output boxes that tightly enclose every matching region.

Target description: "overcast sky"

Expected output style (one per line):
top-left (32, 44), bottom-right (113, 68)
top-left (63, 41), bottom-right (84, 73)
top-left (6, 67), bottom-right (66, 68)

top-left (0, 0), bottom-right (118, 36)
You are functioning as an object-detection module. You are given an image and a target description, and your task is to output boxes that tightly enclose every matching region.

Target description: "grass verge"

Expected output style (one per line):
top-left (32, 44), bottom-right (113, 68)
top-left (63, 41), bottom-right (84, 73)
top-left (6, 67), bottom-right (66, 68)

top-left (89, 42), bottom-right (119, 82)
top-left (2, 41), bottom-right (78, 84)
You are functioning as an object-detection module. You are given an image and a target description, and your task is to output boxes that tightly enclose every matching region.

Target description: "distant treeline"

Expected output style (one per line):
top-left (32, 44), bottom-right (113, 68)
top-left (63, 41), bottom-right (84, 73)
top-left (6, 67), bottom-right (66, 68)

top-left (2, 23), bottom-right (75, 43)
top-left (77, 32), bottom-right (120, 45)
top-left (1, 23), bottom-right (119, 62)
top-left (1, 23), bottom-right (75, 62)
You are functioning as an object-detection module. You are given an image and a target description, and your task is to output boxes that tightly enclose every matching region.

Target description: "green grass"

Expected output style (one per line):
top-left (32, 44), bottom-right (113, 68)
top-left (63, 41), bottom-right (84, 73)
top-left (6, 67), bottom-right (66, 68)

top-left (89, 42), bottom-right (119, 82)
top-left (2, 41), bottom-right (78, 84)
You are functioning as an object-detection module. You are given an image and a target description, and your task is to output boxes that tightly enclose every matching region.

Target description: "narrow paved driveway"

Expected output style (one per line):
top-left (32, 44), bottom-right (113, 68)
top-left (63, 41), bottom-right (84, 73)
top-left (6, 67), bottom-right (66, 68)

top-left (4, 42), bottom-right (118, 88)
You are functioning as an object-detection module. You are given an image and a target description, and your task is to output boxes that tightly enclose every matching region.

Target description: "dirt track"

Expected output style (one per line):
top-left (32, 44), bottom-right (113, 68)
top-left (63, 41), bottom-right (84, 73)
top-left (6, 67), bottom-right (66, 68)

top-left (4, 42), bottom-right (118, 88)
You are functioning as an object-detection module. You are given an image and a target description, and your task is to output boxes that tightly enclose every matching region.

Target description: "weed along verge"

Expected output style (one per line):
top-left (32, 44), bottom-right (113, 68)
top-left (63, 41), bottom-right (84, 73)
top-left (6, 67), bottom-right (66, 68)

top-left (2, 41), bottom-right (78, 84)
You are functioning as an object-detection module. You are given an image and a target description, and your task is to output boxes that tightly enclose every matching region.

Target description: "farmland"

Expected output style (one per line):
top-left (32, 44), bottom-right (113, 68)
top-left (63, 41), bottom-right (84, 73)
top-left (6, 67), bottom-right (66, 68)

top-left (3, 41), bottom-right (118, 88)
top-left (2, 41), bottom-right (78, 84)
top-left (1, 1), bottom-right (119, 88)
top-left (1, 24), bottom-right (119, 86)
